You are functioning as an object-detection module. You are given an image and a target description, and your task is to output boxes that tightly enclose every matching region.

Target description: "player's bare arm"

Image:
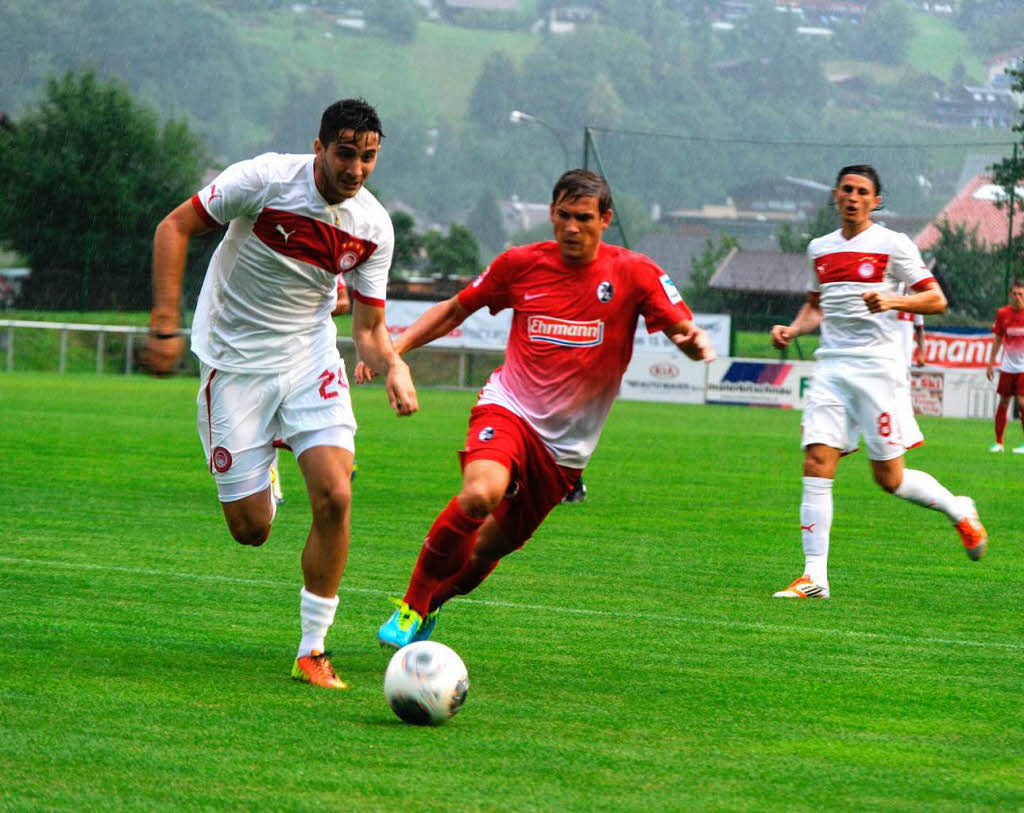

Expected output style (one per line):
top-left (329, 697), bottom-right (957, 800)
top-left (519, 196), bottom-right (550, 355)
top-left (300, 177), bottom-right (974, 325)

top-left (862, 281), bottom-right (946, 315)
top-left (143, 200), bottom-right (213, 375)
top-left (665, 320), bottom-right (716, 362)
top-left (393, 296), bottom-right (471, 355)
top-left (987, 334), bottom-right (1003, 381)
top-left (332, 284), bottom-right (351, 317)
top-left (351, 298), bottom-right (418, 416)
top-left (770, 292), bottom-right (823, 350)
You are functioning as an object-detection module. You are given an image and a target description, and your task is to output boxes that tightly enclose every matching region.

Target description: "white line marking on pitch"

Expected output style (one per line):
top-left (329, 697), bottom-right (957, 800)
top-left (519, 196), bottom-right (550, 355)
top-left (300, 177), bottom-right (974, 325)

top-left (2, 555), bottom-right (1020, 652)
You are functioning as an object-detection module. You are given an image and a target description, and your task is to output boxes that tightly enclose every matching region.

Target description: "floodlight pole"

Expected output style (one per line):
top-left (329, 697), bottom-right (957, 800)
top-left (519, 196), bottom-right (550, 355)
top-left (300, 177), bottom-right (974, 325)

top-left (509, 110), bottom-right (571, 169)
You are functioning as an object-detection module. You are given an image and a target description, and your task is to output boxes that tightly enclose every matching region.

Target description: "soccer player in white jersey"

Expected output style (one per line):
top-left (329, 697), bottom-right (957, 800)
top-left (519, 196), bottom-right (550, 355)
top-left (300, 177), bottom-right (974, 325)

top-left (374, 170), bottom-right (715, 648)
top-left (142, 98), bottom-right (418, 688)
top-left (769, 165), bottom-right (987, 598)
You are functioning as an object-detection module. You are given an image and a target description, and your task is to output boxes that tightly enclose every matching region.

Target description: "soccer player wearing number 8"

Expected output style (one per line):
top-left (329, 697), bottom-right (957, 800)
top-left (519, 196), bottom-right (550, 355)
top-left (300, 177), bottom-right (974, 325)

top-left (376, 170), bottom-right (716, 648)
top-left (769, 165), bottom-right (987, 599)
top-left (142, 99), bottom-right (418, 688)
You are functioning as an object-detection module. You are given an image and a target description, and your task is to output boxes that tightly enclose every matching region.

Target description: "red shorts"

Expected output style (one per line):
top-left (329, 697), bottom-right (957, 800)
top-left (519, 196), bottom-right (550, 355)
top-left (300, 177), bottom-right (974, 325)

top-left (997, 371), bottom-right (1024, 397)
top-left (459, 404), bottom-right (581, 549)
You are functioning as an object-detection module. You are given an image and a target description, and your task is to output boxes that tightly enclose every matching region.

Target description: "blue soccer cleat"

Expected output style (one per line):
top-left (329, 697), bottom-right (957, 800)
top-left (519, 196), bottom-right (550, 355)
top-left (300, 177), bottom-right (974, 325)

top-left (413, 607), bottom-right (441, 642)
top-left (377, 599), bottom-right (423, 650)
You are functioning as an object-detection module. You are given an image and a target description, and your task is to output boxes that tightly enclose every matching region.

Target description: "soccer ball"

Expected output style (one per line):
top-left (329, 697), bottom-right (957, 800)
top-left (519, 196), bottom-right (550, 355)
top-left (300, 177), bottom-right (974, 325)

top-left (383, 641), bottom-right (469, 726)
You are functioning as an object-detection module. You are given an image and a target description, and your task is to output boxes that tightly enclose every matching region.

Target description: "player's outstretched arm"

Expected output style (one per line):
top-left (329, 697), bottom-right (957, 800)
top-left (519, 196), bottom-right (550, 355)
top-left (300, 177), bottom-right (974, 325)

top-left (142, 200), bottom-right (212, 376)
top-left (665, 320), bottom-right (716, 362)
top-left (863, 281), bottom-right (946, 315)
top-left (770, 293), bottom-right (822, 350)
top-left (351, 299), bottom-right (418, 416)
top-left (393, 296), bottom-right (470, 356)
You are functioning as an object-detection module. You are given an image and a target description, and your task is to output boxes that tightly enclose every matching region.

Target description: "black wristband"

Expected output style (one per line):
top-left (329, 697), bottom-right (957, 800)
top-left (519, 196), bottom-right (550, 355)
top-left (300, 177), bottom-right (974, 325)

top-left (152, 332), bottom-right (178, 340)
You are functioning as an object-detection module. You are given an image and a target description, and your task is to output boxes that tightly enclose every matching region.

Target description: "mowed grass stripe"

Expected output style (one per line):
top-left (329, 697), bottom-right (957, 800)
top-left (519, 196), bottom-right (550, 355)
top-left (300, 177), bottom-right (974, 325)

top-left (2, 554), bottom-right (1022, 653)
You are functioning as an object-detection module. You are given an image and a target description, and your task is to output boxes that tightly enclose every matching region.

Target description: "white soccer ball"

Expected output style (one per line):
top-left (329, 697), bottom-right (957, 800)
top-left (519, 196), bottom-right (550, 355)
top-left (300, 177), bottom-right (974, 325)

top-left (383, 641), bottom-right (469, 726)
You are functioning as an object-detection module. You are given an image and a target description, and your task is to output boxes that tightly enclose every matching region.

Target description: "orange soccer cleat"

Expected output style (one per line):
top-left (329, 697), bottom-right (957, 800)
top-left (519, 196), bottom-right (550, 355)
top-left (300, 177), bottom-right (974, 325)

top-left (291, 651), bottom-right (349, 690)
top-left (772, 575), bottom-right (830, 599)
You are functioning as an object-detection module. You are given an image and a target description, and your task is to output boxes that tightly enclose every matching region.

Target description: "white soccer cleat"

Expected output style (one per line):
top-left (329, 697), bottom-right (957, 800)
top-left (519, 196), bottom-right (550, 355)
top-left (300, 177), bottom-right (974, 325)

top-left (988, 443), bottom-right (1004, 453)
top-left (953, 497), bottom-right (987, 561)
top-left (773, 575), bottom-right (830, 598)
top-left (1013, 445), bottom-right (1024, 455)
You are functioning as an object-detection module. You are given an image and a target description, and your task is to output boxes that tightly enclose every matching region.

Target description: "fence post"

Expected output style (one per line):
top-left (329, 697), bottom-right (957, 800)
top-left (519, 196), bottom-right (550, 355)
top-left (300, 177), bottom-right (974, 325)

top-left (6, 327), bottom-right (12, 371)
top-left (126, 333), bottom-right (134, 375)
top-left (96, 330), bottom-right (105, 374)
top-left (458, 351), bottom-right (467, 389)
top-left (59, 329), bottom-right (68, 374)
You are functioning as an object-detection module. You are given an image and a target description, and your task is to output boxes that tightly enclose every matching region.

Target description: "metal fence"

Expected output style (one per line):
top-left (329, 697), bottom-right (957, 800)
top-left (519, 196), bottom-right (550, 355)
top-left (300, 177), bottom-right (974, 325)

top-left (0, 319), bottom-right (503, 389)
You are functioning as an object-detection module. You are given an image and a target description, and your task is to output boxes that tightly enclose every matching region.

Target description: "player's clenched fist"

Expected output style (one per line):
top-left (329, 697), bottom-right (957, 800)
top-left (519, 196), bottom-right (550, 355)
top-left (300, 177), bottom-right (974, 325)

top-left (141, 334), bottom-right (185, 376)
top-left (770, 324), bottom-right (794, 350)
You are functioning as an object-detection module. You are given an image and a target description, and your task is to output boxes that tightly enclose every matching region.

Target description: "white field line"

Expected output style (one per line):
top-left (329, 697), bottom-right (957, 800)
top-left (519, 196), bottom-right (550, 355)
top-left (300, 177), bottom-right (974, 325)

top-left (2, 555), bottom-right (1021, 653)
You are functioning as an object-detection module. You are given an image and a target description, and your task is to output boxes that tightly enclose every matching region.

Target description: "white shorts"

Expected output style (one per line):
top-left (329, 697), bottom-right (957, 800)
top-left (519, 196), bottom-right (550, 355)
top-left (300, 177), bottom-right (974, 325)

top-left (197, 352), bottom-right (356, 501)
top-left (801, 357), bottom-right (923, 461)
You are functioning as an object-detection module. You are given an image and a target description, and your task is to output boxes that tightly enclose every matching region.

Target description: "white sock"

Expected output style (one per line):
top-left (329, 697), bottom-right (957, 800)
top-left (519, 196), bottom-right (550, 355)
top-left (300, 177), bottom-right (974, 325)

top-left (298, 587), bottom-right (339, 658)
top-left (800, 477), bottom-right (833, 587)
top-left (894, 469), bottom-right (963, 522)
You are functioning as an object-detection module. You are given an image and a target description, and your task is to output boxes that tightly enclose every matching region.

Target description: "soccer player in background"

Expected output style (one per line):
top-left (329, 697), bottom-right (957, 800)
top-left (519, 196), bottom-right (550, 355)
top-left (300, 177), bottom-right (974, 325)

top-left (372, 169), bottom-right (715, 648)
top-left (986, 279), bottom-right (1024, 453)
top-left (142, 98), bottom-right (417, 688)
top-left (769, 164), bottom-right (987, 599)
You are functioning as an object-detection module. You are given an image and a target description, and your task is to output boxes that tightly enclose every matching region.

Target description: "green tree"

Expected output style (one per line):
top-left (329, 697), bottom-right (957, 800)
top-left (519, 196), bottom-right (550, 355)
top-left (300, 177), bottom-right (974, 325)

top-left (0, 69), bottom-right (206, 309)
top-left (684, 235), bottom-right (739, 312)
top-left (854, 0), bottom-right (913, 66)
top-left (989, 63), bottom-right (1024, 298)
top-left (468, 52), bottom-right (521, 132)
top-left (777, 206), bottom-right (839, 253)
top-left (391, 211), bottom-right (424, 275)
top-left (424, 223), bottom-right (481, 278)
top-left (930, 222), bottom-right (1009, 320)
top-left (366, 0), bottom-right (418, 43)
top-left (466, 189), bottom-right (506, 260)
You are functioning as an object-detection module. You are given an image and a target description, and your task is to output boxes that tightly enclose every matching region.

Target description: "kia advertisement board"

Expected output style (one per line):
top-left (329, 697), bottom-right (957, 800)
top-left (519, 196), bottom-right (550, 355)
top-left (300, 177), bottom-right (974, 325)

top-left (620, 352), bottom-right (707, 404)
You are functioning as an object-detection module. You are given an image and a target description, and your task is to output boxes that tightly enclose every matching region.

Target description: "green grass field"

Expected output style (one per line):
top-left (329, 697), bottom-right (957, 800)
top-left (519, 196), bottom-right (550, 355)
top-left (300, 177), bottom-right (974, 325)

top-left (1, 372), bottom-right (1021, 811)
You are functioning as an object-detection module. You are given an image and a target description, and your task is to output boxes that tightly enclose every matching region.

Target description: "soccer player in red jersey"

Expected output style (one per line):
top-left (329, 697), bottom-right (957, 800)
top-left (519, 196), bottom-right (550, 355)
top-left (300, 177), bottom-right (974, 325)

top-left (375, 169), bottom-right (715, 648)
top-left (986, 280), bottom-right (1024, 453)
top-left (143, 99), bottom-right (417, 689)
top-left (769, 165), bottom-right (987, 599)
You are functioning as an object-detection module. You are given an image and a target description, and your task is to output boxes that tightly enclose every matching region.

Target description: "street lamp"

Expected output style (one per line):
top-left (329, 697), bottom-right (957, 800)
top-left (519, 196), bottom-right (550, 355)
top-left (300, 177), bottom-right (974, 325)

top-left (509, 109), bottom-right (571, 169)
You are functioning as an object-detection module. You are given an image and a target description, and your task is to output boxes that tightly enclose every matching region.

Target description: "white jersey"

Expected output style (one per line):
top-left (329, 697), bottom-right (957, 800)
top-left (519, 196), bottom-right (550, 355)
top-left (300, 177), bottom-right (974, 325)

top-left (807, 224), bottom-right (934, 364)
top-left (190, 152), bottom-right (393, 373)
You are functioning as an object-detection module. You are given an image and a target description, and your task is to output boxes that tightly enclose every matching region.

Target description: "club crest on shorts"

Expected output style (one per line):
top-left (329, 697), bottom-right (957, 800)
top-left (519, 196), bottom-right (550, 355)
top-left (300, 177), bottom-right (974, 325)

top-left (211, 446), bottom-right (233, 473)
top-left (478, 426), bottom-right (495, 442)
top-left (596, 281), bottom-right (614, 302)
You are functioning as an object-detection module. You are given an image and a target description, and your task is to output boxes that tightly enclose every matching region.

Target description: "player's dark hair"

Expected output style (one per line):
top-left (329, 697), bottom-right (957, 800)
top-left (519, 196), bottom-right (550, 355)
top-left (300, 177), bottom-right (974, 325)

top-left (552, 169), bottom-right (613, 214)
top-left (319, 98), bottom-right (384, 145)
top-left (1012, 279), bottom-right (1024, 289)
top-left (835, 164), bottom-right (882, 195)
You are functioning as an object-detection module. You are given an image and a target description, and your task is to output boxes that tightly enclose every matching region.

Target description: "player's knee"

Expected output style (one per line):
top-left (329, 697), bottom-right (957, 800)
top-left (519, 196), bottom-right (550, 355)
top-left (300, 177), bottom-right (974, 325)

top-left (229, 520), bottom-right (271, 547)
top-left (309, 480), bottom-right (352, 527)
top-left (458, 485), bottom-right (502, 519)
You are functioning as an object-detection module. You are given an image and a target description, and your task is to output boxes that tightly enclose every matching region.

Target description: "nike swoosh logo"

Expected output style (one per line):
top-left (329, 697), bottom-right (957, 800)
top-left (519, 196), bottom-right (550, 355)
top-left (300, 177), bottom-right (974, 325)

top-left (523, 292), bottom-right (548, 301)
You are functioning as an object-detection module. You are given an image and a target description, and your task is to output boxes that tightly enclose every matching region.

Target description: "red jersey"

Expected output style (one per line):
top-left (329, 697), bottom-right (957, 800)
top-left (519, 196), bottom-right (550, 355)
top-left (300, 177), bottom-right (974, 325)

top-left (457, 241), bottom-right (692, 467)
top-left (992, 305), bottom-right (1024, 373)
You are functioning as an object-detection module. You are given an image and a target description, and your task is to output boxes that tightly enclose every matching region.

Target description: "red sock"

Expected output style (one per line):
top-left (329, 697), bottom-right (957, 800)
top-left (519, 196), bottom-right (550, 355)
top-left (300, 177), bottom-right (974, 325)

top-left (431, 558), bottom-right (501, 611)
top-left (403, 497), bottom-right (484, 616)
top-left (995, 403), bottom-right (1008, 444)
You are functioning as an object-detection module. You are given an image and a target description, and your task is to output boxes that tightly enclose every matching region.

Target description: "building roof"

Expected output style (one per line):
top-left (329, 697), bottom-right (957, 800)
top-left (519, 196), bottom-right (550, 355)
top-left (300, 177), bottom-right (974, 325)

top-left (708, 248), bottom-right (808, 295)
top-left (632, 233), bottom-right (713, 290)
top-left (915, 174), bottom-right (1024, 253)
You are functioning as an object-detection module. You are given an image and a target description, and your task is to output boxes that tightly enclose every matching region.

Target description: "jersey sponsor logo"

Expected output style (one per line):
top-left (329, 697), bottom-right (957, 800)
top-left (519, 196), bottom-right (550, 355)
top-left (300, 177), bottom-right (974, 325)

top-left (211, 446), bottom-right (233, 473)
top-left (526, 316), bottom-right (604, 347)
top-left (596, 281), bottom-right (614, 302)
top-left (814, 251), bottom-right (888, 284)
top-left (253, 207), bottom-right (377, 276)
top-left (659, 274), bottom-right (683, 304)
top-left (478, 426), bottom-right (495, 442)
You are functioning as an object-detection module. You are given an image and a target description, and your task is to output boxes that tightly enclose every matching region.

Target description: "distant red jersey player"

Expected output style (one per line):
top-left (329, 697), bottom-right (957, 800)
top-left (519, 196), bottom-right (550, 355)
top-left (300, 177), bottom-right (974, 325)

top-left (375, 169), bottom-right (715, 648)
top-left (986, 280), bottom-right (1024, 453)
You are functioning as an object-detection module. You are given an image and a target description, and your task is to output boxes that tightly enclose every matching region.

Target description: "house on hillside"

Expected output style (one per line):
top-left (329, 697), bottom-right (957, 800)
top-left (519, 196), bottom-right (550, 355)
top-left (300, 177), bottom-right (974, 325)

top-left (442, 0), bottom-right (522, 10)
top-left (986, 45), bottom-right (1024, 92)
top-left (915, 174), bottom-right (1024, 254)
top-left (772, 0), bottom-right (877, 25)
top-left (499, 197), bottom-right (549, 238)
top-left (632, 233), bottom-right (712, 291)
top-left (932, 85), bottom-right (1018, 129)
